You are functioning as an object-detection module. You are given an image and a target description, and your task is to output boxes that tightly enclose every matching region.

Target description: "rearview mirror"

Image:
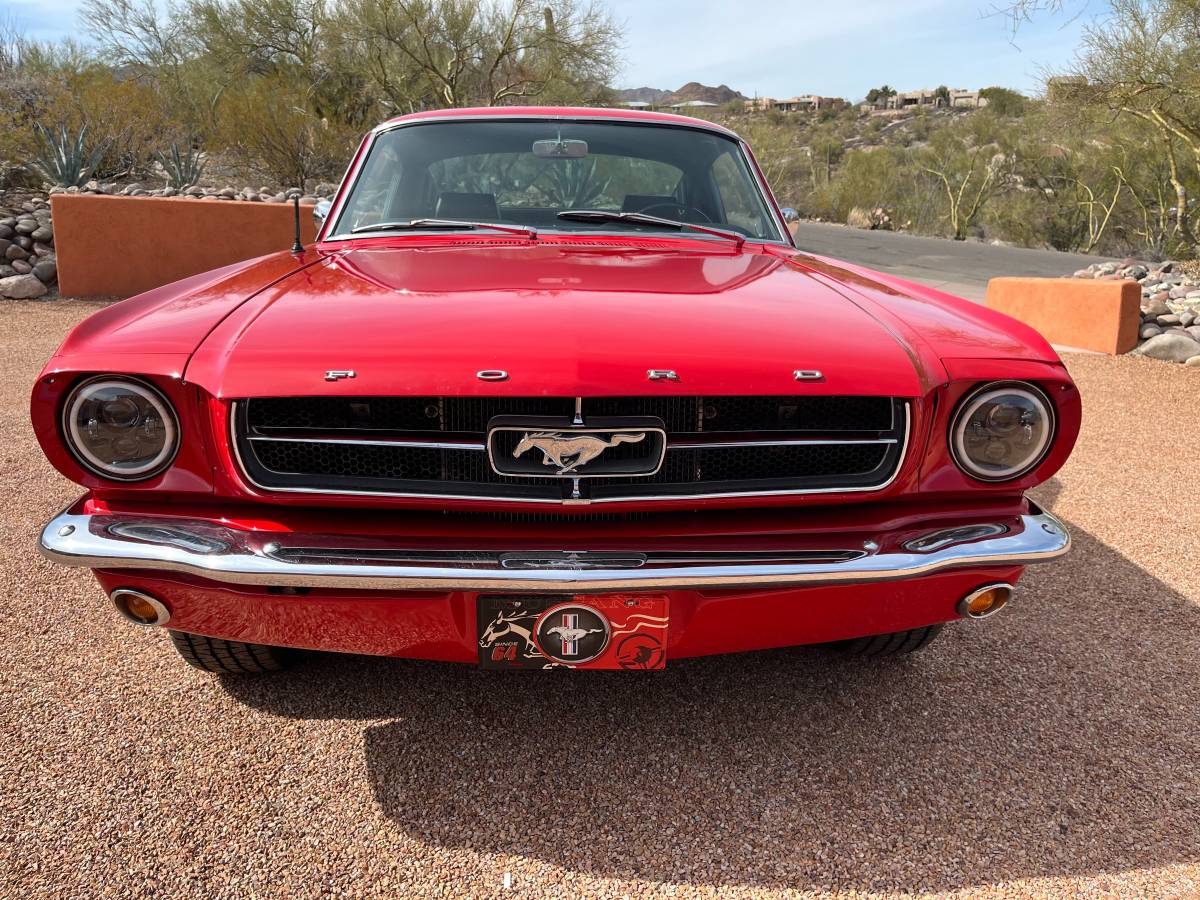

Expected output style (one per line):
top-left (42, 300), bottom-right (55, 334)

top-left (532, 139), bottom-right (588, 159)
top-left (313, 198), bottom-right (332, 224)
top-left (780, 207), bottom-right (800, 224)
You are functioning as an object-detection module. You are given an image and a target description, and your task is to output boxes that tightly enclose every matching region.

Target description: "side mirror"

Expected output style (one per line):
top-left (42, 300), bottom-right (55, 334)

top-left (779, 207), bottom-right (800, 224)
top-left (314, 198), bottom-right (332, 225)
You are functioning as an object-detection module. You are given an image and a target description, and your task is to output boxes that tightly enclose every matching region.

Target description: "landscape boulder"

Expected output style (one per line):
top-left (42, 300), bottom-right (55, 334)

top-left (1130, 333), bottom-right (1200, 363)
top-left (0, 273), bottom-right (49, 299)
top-left (32, 260), bottom-right (57, 284)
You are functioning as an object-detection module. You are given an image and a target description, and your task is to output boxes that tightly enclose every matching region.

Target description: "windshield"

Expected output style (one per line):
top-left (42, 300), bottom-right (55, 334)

top-left (327, 119), bottom-right (784, 242)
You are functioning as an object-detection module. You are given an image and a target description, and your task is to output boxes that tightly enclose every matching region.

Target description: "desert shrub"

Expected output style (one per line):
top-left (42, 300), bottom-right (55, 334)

top-left (846, 206), bottom-right (873, 228)
top-left (980, 87), bottom-right (1027, 117)
top-left (212, 75), bottom-right (361, 189)
top-left (819, 147), bottom-right (908, 223)
top-left (0, 43), bottom-right (61, 188)
top-left (38, 67), bottom-right (179, 177)
top-left (736, 118), bottom-right (807, 206)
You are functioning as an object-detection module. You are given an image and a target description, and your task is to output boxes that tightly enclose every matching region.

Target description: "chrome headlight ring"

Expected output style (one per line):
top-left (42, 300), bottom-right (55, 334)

top-left (61, 375), bottom-right (180, 481)
top-left (950, 381), bottom-right (1055, 483)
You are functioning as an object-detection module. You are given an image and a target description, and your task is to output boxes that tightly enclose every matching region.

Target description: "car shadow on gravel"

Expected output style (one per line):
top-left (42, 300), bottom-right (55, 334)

top-left (220, 482), bottom-right (1200, 892)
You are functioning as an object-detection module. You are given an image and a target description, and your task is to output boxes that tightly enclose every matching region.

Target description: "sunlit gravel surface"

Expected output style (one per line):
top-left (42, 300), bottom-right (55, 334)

top-left (1, 300), bottom-right (1198, 899)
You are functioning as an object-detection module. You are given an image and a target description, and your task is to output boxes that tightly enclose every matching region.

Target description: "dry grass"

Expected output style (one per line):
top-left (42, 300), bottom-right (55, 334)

top-left (1, 301), bottom-right (1197, 898)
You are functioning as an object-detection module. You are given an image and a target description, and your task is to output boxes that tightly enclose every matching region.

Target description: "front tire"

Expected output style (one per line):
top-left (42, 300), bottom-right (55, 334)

top-left (168, 631), bottom-right (296, 674)
top-left (833, 624), bottom-right (944, 658)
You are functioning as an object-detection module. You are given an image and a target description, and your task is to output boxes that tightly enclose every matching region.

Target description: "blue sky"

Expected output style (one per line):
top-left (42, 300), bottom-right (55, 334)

top-left (4, 0), bottom-right (1091, 100)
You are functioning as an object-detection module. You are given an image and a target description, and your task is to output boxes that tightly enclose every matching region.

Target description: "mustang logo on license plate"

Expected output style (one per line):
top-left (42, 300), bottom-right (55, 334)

top-left (477, 595), bottom-right (669, 670)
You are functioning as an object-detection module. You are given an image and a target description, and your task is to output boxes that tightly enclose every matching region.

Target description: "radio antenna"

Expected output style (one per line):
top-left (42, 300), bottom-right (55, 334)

top-left (290, 191), bottom-right (303, 254)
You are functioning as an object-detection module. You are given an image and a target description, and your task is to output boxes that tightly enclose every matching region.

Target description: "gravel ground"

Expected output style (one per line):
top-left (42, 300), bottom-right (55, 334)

top-left (1, 300), bottom-right (1198, 899)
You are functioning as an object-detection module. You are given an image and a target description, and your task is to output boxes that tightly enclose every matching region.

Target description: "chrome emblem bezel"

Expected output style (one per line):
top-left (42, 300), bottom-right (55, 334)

top-left (486, 418), bottom-right (668, 479)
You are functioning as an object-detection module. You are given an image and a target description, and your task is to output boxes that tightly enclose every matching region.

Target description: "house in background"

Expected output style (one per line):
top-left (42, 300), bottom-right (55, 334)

top-left (750, 95), bottom-right (846, 113)
top-left (886, 89), bottom-right (938, 109)
top-left (886, 88), bottom-right (990, 110)
top-left (949, 89), bottom-right (988, 108)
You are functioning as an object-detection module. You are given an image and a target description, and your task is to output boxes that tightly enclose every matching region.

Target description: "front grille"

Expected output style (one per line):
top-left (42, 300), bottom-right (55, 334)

top-left (234, 396), bottom-right (908, 503)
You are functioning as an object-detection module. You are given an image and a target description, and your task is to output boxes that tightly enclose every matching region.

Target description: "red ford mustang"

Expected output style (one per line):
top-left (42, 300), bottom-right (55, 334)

top-left (33, 107), bottom-right (1077, 674)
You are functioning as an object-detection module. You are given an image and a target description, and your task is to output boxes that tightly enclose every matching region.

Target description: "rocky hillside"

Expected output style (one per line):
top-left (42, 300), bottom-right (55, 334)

top-left (614, 86), bottom-right (673, 105)
top-left (615, 82), bottom-right (747, 106)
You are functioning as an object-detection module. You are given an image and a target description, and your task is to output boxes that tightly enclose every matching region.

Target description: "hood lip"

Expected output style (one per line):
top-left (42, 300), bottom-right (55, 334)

top-left (324, 239), bottom-right (787, 297)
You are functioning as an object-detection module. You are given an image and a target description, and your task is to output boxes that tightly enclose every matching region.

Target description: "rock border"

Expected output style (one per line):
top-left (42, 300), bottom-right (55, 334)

top-left (1071, 260), bottom-right (1200, 366)
top-left (49, 181), bottom-right (338, 206)
top-left (0, 197), bottom-right (55, 299)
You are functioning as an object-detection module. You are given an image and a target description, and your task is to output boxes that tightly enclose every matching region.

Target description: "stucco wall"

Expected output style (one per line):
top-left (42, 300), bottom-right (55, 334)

top-left (52, 194), bottom-right (318, 299)
top-left (986, 277), bottom-right (1141, 355)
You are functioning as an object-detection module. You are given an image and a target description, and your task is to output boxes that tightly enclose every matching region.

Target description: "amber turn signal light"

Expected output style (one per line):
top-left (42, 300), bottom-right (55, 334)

top-left (956, 583), bottom-right (1013, 620)
top-left (110, 588), bottom-right (171, 626)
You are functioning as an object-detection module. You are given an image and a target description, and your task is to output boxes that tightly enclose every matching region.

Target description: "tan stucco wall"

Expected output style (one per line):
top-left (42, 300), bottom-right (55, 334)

top-left (986, 276), bottom-right (1142, 355)
top-left (52, 194), bottom-right (318, 299)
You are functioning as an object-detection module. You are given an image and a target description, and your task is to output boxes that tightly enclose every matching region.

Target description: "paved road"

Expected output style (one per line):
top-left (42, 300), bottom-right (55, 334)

top-left (791, 222), bottom-right (1115, 303)
top-left (4, 300), bottom-right (1199, 897)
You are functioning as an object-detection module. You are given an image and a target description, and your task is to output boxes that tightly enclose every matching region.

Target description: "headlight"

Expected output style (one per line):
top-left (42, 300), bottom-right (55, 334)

top-left (62, 377), bottom-right (179, 480)
top-left (950, 381), bottom-right (1054, 482)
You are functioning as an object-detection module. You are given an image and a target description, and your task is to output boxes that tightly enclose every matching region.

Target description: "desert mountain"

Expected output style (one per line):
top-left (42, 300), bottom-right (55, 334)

top-left (615, 83), bottom-right (747, 105)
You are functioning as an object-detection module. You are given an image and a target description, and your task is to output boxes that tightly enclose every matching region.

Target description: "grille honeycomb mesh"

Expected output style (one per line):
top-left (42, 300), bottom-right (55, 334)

top-left (239, 396), bottom-right (905, 499)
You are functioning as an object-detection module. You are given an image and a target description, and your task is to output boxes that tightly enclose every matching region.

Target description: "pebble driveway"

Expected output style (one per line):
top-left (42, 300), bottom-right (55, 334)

top-left (2, 300), bottom-right (1197, 899)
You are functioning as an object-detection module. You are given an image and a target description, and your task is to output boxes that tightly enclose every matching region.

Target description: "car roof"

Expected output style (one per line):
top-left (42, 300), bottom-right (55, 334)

top-left (375, 106), bottom-right (741, 140)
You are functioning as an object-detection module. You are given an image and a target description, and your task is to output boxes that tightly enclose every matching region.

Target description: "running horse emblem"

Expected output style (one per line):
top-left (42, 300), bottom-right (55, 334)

top-left (545, 624), bottom-right (604, 646)
top-left (512, 431), bottom-right (646, 475)
top-left (479, 608), bottom-right (540, 657)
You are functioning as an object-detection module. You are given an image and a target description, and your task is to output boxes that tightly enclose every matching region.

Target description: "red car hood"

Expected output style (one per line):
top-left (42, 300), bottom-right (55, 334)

top-left (186, 241), bottom-right (931, 399)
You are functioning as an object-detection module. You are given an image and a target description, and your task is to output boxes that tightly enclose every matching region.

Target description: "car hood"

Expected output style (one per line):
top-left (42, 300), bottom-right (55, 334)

top-left (185, 241), bottom-right (933, 399)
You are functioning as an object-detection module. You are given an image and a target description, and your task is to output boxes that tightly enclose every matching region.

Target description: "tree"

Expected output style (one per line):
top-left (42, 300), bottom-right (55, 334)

top-left (913, 116), bottom-right (1014, 240)
top-left (980, 86), bottom-right (1027, 116)
top-left (214, 73), bottom-right (355, 188)
top-left (865, 85), bottom-right (896, 105)
top-left (187, 0), bottom-right (330, 80)
top-left (79, 0), bottom-right (222, 136)
top-left (1068, 0), bottom-right (1200, 252)
top-left (1001, 0), bottom-right (1200, 254)
top-left (345, 0), bottom-right (620, 109)
top-left (934, 84), bottom-right (950, 106)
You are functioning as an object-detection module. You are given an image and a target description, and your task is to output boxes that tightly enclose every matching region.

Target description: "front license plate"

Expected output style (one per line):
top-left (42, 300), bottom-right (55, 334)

top-left (477, 594), bottom-right (668, 670)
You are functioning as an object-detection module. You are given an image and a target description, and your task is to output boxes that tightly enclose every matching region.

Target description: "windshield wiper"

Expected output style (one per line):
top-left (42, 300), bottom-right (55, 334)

top-left (556, 210), bottom-right (745, 247)
top-left (350, 219), bottom-right (537, 238)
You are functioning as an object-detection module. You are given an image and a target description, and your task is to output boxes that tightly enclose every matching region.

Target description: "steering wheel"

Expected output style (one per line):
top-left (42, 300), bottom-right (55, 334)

top-left (635, 202), bottom-right (713, 223)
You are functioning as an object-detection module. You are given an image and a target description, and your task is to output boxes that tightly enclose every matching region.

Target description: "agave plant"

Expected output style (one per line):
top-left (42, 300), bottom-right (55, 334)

top-left (30, 122), bottom-right (107, 188)
top-left (542, 159), bottom-right (609, 209)
top-left (153, 142), bottom-right (205, 190)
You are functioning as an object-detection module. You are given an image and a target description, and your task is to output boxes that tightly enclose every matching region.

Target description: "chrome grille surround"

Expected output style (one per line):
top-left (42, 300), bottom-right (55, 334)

top-left (231, 396), bottom-right (911, 504)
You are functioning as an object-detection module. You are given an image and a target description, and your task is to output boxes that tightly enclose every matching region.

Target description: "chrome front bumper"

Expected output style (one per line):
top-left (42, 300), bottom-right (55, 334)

top-left (38, 502), bottom-right (1070, 592)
